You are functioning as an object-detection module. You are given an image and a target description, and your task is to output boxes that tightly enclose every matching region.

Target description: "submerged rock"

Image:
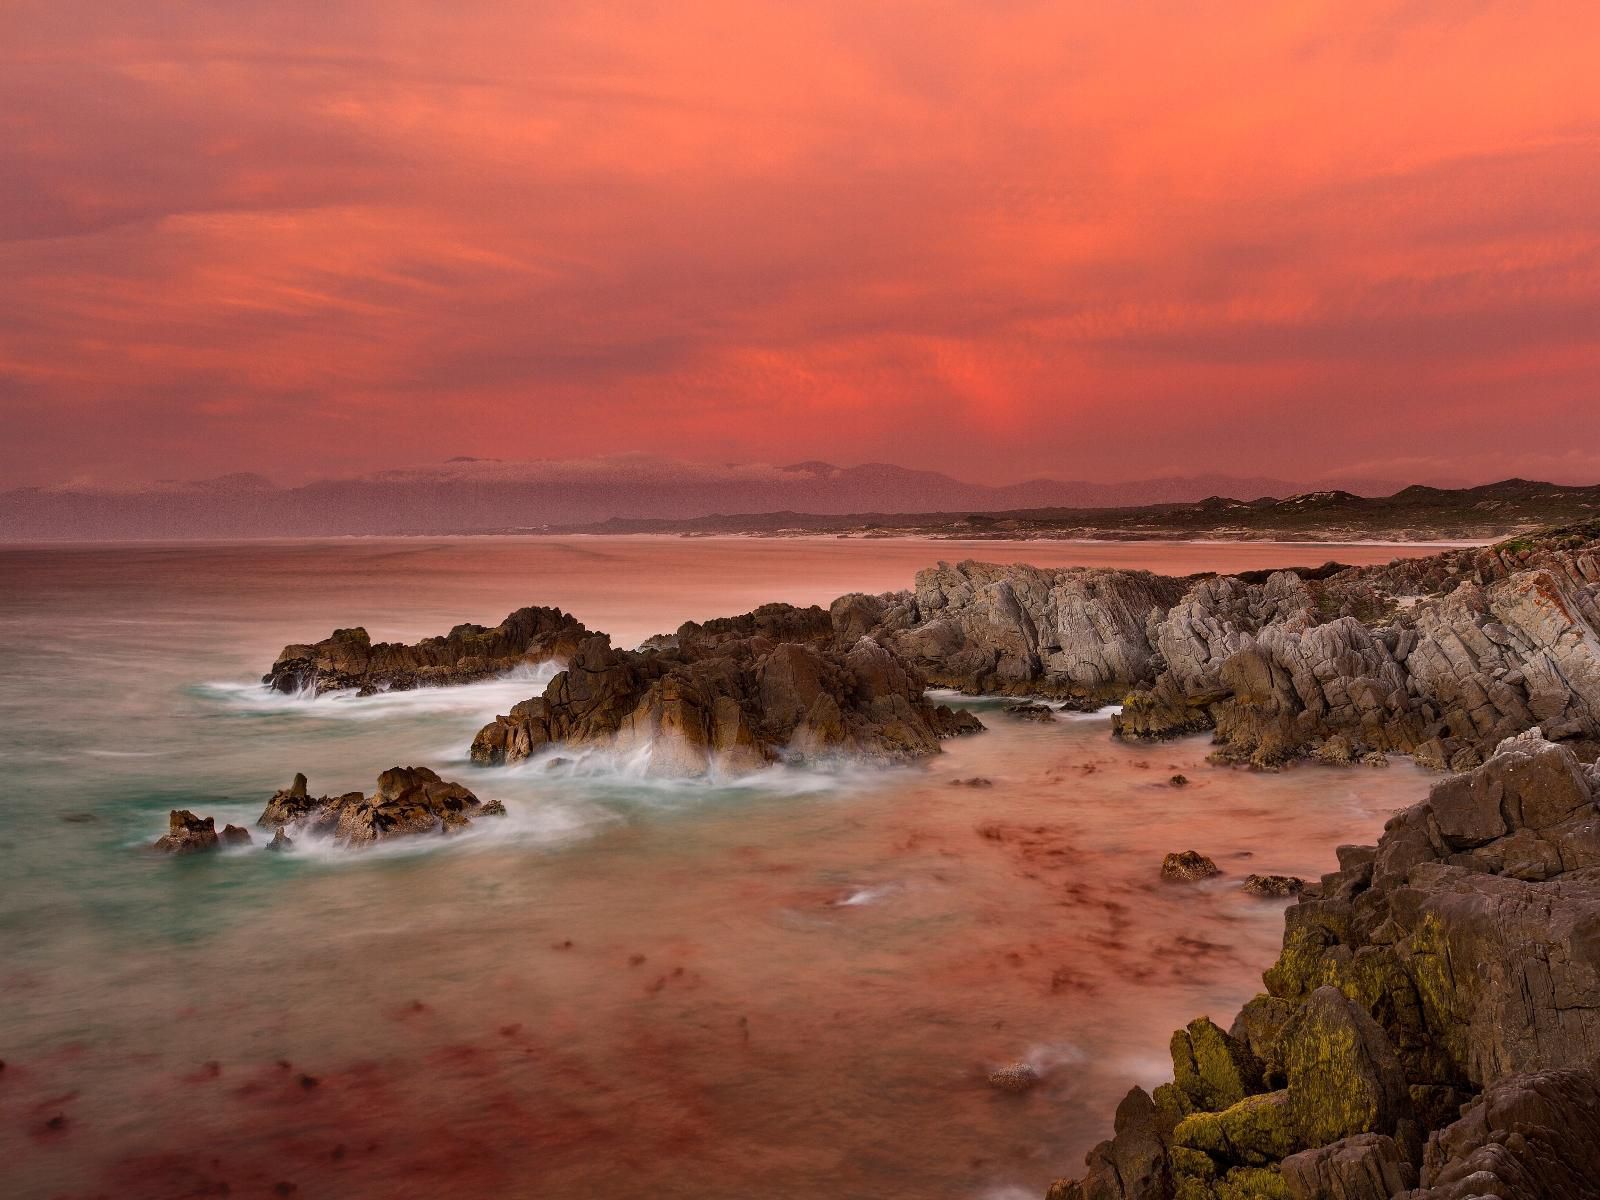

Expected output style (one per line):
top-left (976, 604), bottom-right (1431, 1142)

top-left (1241, 874), bottom-right (1304, 898)
top-left (1049, 730), bottom-right (1600, 1199)
top-left (1004, 701), bottom-right (1058, 722)
top-left (220, 824), bottom-right (252, 847)
top-left (267, 827), bottom-right (293, 852)
top-left (263, 605), bottom-right (590, 696)
top-left (988, 1062), bottom-right (1041, 1093)
top-left (1161, 850), bottom-right (1221, 882)
top-left (153, 810), bottom-right (220, 854)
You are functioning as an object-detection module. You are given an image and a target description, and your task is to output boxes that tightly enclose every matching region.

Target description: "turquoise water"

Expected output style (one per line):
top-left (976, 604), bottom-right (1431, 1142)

top-left (0, 537), bottom-right (1438, 1200)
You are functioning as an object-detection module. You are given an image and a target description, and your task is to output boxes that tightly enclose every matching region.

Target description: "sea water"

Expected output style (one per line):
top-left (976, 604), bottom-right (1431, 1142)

top-left (0, 536), bottom-right (1443, 1199)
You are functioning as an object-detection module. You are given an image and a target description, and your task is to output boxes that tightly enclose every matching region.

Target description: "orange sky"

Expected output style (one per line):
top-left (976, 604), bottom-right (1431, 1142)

top-left (3, 1), bottom-right (1599, 488)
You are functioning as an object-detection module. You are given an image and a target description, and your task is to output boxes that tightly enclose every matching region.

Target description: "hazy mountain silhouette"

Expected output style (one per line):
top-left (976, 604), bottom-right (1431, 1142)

top-left (0, 455), bottom-right (1435, 540)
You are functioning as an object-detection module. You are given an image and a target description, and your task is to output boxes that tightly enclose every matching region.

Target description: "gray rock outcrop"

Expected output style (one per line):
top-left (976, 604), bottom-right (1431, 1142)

top-left (849, 524), bottom-right (1600, 770)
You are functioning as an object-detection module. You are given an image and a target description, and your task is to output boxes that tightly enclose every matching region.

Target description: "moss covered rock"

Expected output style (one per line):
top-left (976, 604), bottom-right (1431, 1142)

top-left (1174, 1089), bottom-right (1298, 1166)
top-left (1172, 1017), bottom-right (1265, 1112)
top-left (1284, 986), bottom-right (1411, 1146)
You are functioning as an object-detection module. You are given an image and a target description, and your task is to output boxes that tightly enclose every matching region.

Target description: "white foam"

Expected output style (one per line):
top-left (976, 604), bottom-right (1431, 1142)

top-left (832, 883), bottom-right (901, 907)
top-left (1018, 1040), bottom-right (1087, 1073)
top-left (196, 662), bottom-right (561, 722)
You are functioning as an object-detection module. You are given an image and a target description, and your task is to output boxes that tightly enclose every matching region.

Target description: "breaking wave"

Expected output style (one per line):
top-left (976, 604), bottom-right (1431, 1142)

top-left (194, 662), bottom-right (562, 722)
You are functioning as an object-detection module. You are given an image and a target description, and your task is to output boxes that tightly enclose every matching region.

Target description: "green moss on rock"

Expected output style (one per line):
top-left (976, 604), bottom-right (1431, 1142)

top-left (1284, 986), bottom-right (1411, 1145)
top-left (1175, 1090), bottom-right (1298, 1167)
top-left (1172, 1017), bottom-right (1265, 1111)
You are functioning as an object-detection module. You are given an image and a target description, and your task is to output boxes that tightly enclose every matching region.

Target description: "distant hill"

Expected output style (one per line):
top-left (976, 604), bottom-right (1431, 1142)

top-left (0, 455), bottom-right (1426, 541)
top-left (560, 478), bottom-right (1600, 544)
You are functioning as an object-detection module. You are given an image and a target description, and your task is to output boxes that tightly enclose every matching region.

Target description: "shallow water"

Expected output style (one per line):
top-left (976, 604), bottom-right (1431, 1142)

top-left (0, 537), bottom-right (1443, 1199)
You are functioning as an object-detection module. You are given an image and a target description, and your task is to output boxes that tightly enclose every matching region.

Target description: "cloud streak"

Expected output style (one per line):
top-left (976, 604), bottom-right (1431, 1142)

top-left (1, 0), bottom-right (1597, 487)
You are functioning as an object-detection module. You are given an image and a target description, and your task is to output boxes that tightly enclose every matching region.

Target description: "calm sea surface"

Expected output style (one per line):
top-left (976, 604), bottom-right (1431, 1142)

top-left (0, 537), bottom-right (1445, 1200)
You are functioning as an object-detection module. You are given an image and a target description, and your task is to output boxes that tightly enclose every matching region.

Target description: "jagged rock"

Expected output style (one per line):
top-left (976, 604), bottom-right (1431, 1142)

top-left (1243, 874), bottom-right (1305, 898)
top-left (153, 810), bottom-right (219, 854)
top-left (1049, 732), bottom-right (1600, 1200)
top-left (863, 560), bottom-right (1188, 699)
top-left (1171, 1017), bottom-right (1264, 1111)
top-left (850, 526), bottom-right (1600, 769)
top-left (1047, 1087), bottom-right (1171, 1200)
top-left (1162, 850), bottom-right (1222, 882)
top-left (1170, 774), bottom-right (1190, 787)
top-left (1280, 1133), bottom-right (1415, 1200)
top-left (263, 605), bottom-right (590, 695)
top-left (987, 1062), bottom-right (1041, 1093)
top-left (254, 768), bottom-right (503, 848)
top-left (267, 828), bottom-right (293, 852)
top-left (1408, 1066), bottom-right (1600, 1199)
top-left (470, 606), bottom-right (983, 776)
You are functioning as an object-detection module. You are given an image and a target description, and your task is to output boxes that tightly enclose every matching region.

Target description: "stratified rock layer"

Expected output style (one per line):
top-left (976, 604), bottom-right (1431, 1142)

top-left (1046, 730), bottom-right (1600, 1200)
top-left (853, 524), bottom-right (1600, 769)
top-left (470, 603), bottom-right (982, 776)
top-left (263, 605), bottom-right (590, 695)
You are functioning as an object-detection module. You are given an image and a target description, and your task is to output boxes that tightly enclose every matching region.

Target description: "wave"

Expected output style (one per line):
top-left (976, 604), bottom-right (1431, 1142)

top-left (831, 882), bottom-right (901, 907)
top-left (136, 743), bottom-right (904, 869)
top-left (927, 689), bottom-right (1123, 720)
top-left (194, 662), bottom-right (562, 722)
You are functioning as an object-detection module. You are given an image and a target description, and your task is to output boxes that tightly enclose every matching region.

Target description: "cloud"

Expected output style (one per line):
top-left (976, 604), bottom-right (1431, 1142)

top-left (1, 0), bottom-right (1598, 487)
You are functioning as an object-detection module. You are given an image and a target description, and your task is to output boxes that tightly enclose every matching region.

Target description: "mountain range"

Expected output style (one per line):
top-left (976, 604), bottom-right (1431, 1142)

top-left (0, 455), bottom-right (1474, 541)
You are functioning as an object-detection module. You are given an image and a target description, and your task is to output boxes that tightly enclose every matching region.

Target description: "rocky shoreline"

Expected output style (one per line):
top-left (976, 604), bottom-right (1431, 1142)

top-left (1049, 728), bottom-right (1600, 1199)
top-left (236, 525), bottom-right (1600, 1193)
top-left (845, 522), bottom-right (1600, 771)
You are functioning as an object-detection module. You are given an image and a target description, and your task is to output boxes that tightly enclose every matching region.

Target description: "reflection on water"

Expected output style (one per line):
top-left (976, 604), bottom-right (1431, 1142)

top-left (0, 537), bottom-right (1442, 1199)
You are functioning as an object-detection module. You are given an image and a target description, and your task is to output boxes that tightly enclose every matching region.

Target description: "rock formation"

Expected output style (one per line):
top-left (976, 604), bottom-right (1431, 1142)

top-left (470, 604), bottom-right (982, 775)
top-left (1046, 729), bottom-right (1600, 1199)
top-left (255, 767), bottom-right (501, 847)
top-left (848, 523), bottom-right (1600, 770)
top-left (1162, 851), bottom-right (1221, 882)
top-left (152, 811), bottom-right (252, 853)
top-left (835, 564), bottom-right (1188, 699)
top-left (153, 810), bottom-right (221, 854)
top-left (263, 605), bottom-right (590, 695)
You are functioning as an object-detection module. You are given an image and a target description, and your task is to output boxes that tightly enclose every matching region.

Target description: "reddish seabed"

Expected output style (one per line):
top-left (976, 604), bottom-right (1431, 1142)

top-left (0, 537), bottom-right (1444, 1199)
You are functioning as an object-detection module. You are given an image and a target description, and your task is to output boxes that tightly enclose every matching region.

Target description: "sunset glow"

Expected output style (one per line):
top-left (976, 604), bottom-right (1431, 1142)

top-left (4, 1), bottom-right (1599, 487)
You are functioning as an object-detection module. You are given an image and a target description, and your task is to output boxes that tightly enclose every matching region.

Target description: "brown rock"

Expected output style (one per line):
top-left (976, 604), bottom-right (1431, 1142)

top-left (1162, 850), bottom-right (1221, 882)
top-left (154, 810), bottom-right (219, 854)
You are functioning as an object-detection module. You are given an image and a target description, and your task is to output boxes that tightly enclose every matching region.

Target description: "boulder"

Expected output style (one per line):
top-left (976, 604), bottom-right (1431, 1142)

top-left (987, 1062), bottom-right (1041, 1093)
top-left (153, 810), bottom-right (219, 854)
top-left (1243, 875), bottom-right (1305, 898)
top-left (1162, 851), bottom-right (1222, 882)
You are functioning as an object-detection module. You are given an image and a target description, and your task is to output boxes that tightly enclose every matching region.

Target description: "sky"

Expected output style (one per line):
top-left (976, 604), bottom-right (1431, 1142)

top-left (2, 0), bottom-right (1598, 490)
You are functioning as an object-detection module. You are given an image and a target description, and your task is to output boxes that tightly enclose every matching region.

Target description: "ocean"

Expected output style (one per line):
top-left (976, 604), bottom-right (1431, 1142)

top-left (0, 536), bottom-right (1441, 1199)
